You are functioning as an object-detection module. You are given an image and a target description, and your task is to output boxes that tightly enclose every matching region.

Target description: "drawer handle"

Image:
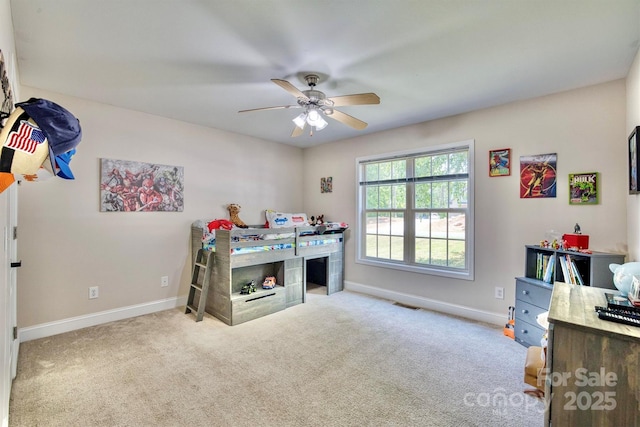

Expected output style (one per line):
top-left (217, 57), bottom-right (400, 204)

top-left (522, 309), bottom-right (529, 314)
top-left (522, 290), bottom-right (529, 295)
top-left (521, 329), bottom-right (528, 334)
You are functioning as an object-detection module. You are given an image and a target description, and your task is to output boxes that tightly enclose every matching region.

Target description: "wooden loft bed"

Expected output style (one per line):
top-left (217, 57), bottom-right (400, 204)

top-left (190, 224), bottom-right (345, 325)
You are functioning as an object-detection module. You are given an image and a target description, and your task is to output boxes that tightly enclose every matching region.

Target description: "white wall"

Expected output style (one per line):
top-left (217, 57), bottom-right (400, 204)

top-left (16, 88), bottom-right (304, 328)
top-left (303, 80), bottom-right (628, 320)
top-left (627, 48), bottom-right (640, 261)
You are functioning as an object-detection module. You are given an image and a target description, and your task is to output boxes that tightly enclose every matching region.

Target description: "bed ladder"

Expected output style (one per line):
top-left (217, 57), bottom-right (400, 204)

top-left (185, 249), bottom-right (213, 322)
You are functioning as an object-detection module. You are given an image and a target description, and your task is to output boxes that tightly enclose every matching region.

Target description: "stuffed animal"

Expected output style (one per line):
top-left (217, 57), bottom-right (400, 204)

top-left (316, 214), bottom-right (325, 225)
top-left (228, 203), bottom-right (248, 228)
top-left (207, 219), bottom-right (234, 233)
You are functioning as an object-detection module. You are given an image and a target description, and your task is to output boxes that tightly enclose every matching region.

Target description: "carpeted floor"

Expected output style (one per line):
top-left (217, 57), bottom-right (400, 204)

top-left (9, 290), bottom-right (545, 427)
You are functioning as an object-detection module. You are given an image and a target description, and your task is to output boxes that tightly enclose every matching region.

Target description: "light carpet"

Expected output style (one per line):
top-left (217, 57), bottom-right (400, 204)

top-left (9, 290), bottom-right (545, 426)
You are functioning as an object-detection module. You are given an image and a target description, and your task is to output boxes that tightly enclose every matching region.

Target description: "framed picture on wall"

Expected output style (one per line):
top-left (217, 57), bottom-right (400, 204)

top-left (100, 158), bottom-right (184, 212)
top-left (519, 153), bottom-right (557, 198)
top-left (489, 148), bottom-right (511, 177)
top-left (0, 49), bottom-right (14, 120)
top-left (629, 126), bottom-right (640, 194)
top-left (569, 172), bottom-right (599, 205)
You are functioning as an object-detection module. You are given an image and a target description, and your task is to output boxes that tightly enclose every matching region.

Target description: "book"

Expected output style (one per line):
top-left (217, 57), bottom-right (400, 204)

top-left (543, 255), bottom-right (555, 283)
top-left (558, 256), bottom-right (570, 284)
top-left (570, 259), bottom-right (584, 286)
top-left (536, 253), bottom-right (549, 280)
top-left (565, 254), bottom-right (577, 285)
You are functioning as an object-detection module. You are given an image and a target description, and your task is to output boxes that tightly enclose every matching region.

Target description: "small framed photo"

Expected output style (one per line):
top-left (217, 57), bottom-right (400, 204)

top-left (321, 176), bottom-right (333, 193)
top-left (569, 172), bottom-right (599, 205)
top-left (489, 148), bottom-right (511, 177)
top-left (629, 126), bottom-right (640, 194)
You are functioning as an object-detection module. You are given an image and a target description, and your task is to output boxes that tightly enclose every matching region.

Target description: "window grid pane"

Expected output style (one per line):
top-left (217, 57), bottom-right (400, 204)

top-left (360, 146), bottom-right (470, 275)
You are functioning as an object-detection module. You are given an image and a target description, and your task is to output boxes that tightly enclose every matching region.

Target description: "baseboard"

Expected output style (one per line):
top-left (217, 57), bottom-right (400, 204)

top-left (19, 296), bottom-right (188, 342)
top-left (344, 281), bottom-right (504, 326)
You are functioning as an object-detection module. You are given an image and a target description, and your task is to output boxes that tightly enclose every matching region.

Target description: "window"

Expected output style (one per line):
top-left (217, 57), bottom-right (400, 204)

top-left (356, 140), bottom-right (474, 280)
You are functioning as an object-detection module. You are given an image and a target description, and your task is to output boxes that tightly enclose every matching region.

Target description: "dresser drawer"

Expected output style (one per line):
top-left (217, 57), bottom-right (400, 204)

top-left (516, 279), bottom-right (552, 308)
top-left (515, 300), bottom-right (549, 326)
top-left (231, 287), bottom-right (286, 325)
top-left (515, 318), bottom-right (546, 348)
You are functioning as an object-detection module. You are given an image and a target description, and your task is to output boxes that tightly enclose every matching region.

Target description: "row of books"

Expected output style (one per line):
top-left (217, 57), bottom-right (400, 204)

top-left (558, 254), bottom-right (584, 285)
top-left (535, 253), bottom-right (555, 284)
top-left (534, 253), bottom-right (584, 285)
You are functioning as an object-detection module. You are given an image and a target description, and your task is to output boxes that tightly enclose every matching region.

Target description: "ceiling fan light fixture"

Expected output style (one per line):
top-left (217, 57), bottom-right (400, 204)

top-left (292, 112), bottom-right (307, 129)
top-left (244, 74), bottom-right (378, 137)
top-left (308, 109), bottom-right (320, 121)
top-left (312, 116), bottom-right (328, 131)
top-left (307, 109), bottom-right (328, 130)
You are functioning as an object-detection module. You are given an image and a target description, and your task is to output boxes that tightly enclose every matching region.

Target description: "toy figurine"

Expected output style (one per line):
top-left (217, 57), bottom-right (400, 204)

top-left (574, 223), bottom-right (581, 234)
top-left (240, 280), bottom-right (257, 294)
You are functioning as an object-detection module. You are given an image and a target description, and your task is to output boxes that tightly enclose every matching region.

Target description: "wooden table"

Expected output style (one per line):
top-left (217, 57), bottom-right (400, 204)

top-left (545, 282), bottom-right (640, 426)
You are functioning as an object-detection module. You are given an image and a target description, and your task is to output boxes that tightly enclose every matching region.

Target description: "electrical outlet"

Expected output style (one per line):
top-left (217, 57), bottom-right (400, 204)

top-left (89, 286), bottom-right (99, 299)
top-left (161, 276), bottom-right (169, 287)
top-left (494, 286), bottom-right (504, 300)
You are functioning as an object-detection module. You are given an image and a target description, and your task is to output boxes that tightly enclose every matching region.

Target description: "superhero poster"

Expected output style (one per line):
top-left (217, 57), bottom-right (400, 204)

top-left (519, 153), bottom-right (557, 198)
top-left (100, 158), bottom-right (184, 212)
top-left (489, 148), bottom-right (511, 177)
top-left (569, 172), bottom-right (599, 205)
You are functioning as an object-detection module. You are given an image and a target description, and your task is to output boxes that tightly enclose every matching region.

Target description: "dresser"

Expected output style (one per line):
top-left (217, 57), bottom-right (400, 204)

top-left (545, 282), bottom-right (640, 426)
top-left (515, 245), bottom-right (624, 347)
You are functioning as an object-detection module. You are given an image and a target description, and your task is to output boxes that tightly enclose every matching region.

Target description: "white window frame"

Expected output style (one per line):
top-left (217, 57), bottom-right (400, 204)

top-left (355, 139), bottom-right (475, 280)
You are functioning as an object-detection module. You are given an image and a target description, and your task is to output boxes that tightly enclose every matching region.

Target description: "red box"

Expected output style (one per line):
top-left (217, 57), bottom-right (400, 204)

top-left (563, 234), bottom-right (589, 249)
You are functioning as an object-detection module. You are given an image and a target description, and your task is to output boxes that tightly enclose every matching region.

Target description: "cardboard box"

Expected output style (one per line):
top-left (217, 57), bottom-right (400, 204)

top-left (563, 233), bottom-right (589, 249)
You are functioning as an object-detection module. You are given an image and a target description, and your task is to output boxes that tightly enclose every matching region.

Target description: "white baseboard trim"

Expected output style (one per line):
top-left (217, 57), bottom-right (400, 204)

top-left (19, 296), bottom-right (188, 342)
top-left (344, 281), bottom-right (504, 326)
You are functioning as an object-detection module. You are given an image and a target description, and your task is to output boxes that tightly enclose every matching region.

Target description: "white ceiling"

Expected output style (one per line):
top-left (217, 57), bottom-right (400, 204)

top-left (9, 0), bottom-right (640, 148)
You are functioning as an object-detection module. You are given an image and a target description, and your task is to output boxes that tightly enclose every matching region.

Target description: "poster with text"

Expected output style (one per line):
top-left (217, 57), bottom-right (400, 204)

top-left (569, 172), bottom-right (598, 205)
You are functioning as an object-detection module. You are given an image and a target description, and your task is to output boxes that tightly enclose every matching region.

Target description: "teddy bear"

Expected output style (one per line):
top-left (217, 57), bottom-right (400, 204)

top-left (227, 203), bottom-right (248, 228)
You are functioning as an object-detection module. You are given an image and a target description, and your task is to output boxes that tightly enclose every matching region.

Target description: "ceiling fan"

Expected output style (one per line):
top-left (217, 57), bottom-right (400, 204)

top-left (238, 74), bottom-right (380, 137)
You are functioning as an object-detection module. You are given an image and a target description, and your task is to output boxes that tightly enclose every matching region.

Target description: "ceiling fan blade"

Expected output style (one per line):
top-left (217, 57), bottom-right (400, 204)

top-left (291, 124), bottom-right (305, 137)
top-left (272, 79), bottom-right (309, 101)
top-left (326, 109), bottom-right (368, 130)
top-left (328, 93), bottom-right (380, 107)
top-left (238, 105), bottom-right (299, 113)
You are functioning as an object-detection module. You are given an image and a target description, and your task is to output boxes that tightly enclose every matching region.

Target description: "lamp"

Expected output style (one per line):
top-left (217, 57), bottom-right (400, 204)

top-left (292, 107), bottom-right (328, 131)
top-left (292, 112), bottom-right (307, 129)
top-left (307, 109), bottom-right (328, 130)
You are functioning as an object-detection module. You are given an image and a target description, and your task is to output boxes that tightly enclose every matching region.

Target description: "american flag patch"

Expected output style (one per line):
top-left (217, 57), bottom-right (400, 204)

top-left (6, 120), bottom-right (46, 154)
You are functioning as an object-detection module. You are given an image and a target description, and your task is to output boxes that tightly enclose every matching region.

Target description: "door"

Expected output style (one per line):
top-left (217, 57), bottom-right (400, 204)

top-left (7, 183), bottom-right (17, 380)
top-left (1, 181), bottom-right (17, 427)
